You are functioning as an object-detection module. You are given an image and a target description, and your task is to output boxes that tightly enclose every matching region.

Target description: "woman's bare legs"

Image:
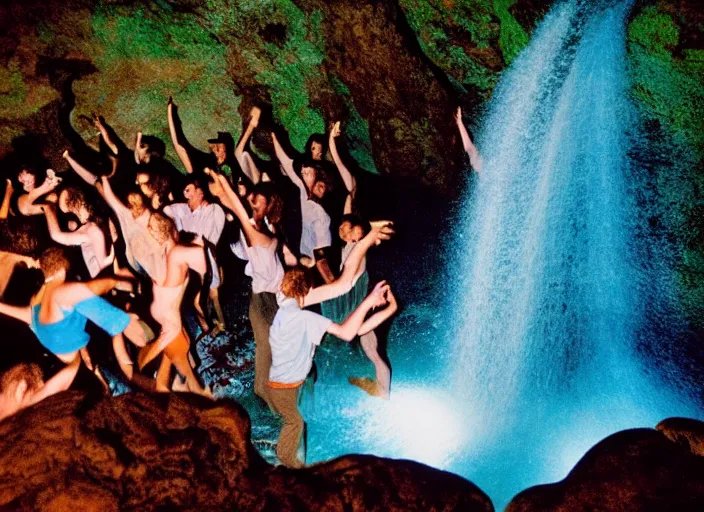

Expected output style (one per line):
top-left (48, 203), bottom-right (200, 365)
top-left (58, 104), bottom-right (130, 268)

top-left (350, 330), bottom-right (391, 399)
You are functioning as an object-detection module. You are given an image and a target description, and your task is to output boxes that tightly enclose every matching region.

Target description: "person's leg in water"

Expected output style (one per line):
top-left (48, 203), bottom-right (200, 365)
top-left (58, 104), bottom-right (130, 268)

top-left (164, 329), bottom-right (211, 397)
top-left (250, 292), bottom-right (277, 410)
top-left (349, 330), bottom-right (391, 399)
top-left (155, 354), bottom-right (172, 392)
top-left (268, 385), bottom-right (305, 468)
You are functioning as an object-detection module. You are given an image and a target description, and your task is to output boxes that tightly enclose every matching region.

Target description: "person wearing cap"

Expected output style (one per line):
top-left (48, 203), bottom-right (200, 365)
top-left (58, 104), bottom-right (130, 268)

top-left (167, 97), bottom-right (253, 190)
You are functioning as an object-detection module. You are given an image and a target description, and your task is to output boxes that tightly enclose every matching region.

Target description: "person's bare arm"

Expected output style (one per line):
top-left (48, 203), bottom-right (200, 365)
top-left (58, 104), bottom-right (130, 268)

top-left (42, 205), bottom-right (91, 247)
top-left (63, 150), bottom-right (99, 186)
top-left (206, 168), bottom-right (272, 247)
top-left (282, 243), bottom-right (298, 267)
top-left (167, 97), bottom-right (194, 174)
top-left (326, 282), bottom-right (390, 341)
top-left (17, 171), bottom-right (61, 216)
top-left (93, 114), bottom-right (120, 156)
top-left (112, 333), bottom-right (134, 380)
top-left (271, 131), bottom-right (305, 190)
top-left (455, 107), bottom-right (482, 172)
top-left (358, 288), bottom-right (397, 335)
top-left (98, 175), bottom-right (129, 215)
top-left (1, 179), bottom-right (13, 219)
top-left (0, 302), bottom-right (31, 324)
top-left (236, 107), bottom-right (261, 155)
top-left (329, 121), bottom-right (356, 194)
top-left (28, 355), bottom-right (81, 405)
top-left (303, 223), bottom-right (394, 306)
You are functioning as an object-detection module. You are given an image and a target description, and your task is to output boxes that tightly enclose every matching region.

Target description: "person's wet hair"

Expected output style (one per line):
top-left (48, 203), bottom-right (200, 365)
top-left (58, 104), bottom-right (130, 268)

top-left (340, 214), bottom-right (371, 236)
top-left (61, 186), bottom-right (93, 218)
top-left (0, 363), bottom-right (43, 395)
top-left (304, 133), bottom-right (327, 159)
top-left (150, 211), bottom-right (178, 242)
top-left (39, 247), bottom-right (70, 279)
top-left (140, 136), bottom-right (166, 160)
top-left (281, 268), bottom-right (312, 300)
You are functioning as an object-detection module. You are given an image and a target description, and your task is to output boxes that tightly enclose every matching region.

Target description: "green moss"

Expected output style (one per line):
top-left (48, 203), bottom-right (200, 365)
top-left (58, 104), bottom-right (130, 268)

top-left (493, 0), bottom-right (529, 65)
top-left (627, 5), bottom-right (704, 327)
top-left (0, 63), bottom-right (27, 106)
top-left (628, 6), bottom-right (704, 154)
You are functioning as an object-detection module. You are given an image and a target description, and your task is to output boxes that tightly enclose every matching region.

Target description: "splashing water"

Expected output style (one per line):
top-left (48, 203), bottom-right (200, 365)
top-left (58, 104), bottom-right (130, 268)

top-left (304, 0), bottom-right (702, 508)
top-left (448, 0), bottom-right (702, 506)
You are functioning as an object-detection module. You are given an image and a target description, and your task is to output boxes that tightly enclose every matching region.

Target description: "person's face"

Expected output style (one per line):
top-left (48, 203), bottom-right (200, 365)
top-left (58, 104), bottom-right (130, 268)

top-left (18, 170), bottom-right (36, 192)
top-left (136, 144), bottom-right (150, 164)
top-left (136, 173), bottom-right (154, 198)
top-left (248, 193), bottom-right (268, 221)
top-left (301, 166), bottom-right (316, 191)
top-left (311, 142), bottom-right (323, 160)
top-left (338, 221), bottom-right (363, 243)
top-left (311, 181), bottom-right (326, 199)
top-left (184, 183), bottom-right (204, 204)
top-left (210, 142), bottom-right (227, 165)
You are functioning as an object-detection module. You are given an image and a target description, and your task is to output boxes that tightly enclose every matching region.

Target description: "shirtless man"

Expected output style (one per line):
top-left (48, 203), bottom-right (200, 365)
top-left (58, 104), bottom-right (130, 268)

top-left (0, 247), bottom-right (147, 385)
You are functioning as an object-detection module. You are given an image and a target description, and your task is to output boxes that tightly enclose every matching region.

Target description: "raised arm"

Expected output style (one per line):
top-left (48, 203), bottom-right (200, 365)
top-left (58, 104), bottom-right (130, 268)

top-left (271, 131), bottom-right (304, 190)
top-left (167, 97), bottom-right (194, 174)
top-left (303, 222), bottom-right (394, 306)
top-left (29, 355), bottom-right (81, 405)
top-left (358, 288), bottom-right (397, 335)
top-left (0, 302), bottom-right (31, 324)
top-left (17, 170), bottom-right (61, 216)
top-left (329, 121), bottom-right (356, 195)
top-left (455, 107), bottom-right (482, 172)
top-left (1, 179), bottom-right (13, 219)
top-left (93, 114), bottom-right (120, 156)
top-left (235, 107), bottom-right (262, 184)
top-left (206, 168), bottom-right (272, 247)
top-left (63, 150), bottom-right (98, 186)
top-left (326, 282), bottom-right (390, 341)
top-left (42, 204), bottom-right (91, 247)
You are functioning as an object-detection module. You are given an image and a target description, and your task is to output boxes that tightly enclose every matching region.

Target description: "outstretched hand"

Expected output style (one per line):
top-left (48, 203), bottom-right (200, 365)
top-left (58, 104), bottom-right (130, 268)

top-left (369, 220), bottom-right (395, 245)
top-left (454, 106), bottom-right (463, 124)
top-left (330, 121), bottom-right (341, 138)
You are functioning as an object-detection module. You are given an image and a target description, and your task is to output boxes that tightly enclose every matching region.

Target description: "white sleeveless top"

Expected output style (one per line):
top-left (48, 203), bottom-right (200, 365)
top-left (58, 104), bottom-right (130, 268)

top-left (231, 229), bottom-right (284, 294)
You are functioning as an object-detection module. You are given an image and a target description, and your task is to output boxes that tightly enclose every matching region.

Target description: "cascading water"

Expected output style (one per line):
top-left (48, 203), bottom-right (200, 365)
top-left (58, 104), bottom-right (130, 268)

top-left (449, 0), bottom-right (702, 506)
top-left (304, 0), bottom-right (702, 508)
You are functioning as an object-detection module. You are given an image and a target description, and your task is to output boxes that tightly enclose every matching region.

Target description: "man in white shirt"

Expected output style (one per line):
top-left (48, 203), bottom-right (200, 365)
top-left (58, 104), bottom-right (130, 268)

top-left (268, 268), bottom-right (397, 468)
top-left (164, 177), bottom-right (227, 333)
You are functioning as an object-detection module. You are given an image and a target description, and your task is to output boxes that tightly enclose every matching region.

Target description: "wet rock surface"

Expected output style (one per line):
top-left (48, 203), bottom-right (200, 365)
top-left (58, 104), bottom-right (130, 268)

top-left (506, 425), bottom-right (704, 511)
top-left (0, 390), bottom-right (493, 511)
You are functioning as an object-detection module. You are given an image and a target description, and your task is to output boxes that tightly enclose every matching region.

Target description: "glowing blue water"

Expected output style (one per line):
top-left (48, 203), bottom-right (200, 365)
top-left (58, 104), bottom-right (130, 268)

top-left (304, 0), bottom-right (703, 509)
top-left (448, 0), bottom-right (702, 506)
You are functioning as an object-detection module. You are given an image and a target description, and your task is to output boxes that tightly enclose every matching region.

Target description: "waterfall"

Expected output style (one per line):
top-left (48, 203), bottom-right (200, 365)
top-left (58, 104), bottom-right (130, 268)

top-left (451, 0), bottom-right (700, 505)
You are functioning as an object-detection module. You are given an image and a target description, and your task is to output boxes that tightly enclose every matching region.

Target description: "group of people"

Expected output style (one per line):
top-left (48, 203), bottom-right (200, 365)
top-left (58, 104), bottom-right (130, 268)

top-left (0, 99), bottom-right (480, 468)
